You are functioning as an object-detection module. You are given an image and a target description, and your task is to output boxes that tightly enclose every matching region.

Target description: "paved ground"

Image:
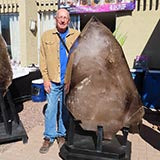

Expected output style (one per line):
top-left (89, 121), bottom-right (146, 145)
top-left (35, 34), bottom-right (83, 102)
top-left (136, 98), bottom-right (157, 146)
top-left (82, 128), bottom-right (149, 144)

top-left (0, 125), bottom-right (61, 160)
top-left (0, 106), bottom-right (160, 160)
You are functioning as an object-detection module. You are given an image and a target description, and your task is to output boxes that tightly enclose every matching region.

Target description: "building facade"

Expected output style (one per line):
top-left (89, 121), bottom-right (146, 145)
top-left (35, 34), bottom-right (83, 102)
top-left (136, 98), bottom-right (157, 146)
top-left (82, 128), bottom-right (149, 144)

top-left (0, 0), bottom-right (159, 69)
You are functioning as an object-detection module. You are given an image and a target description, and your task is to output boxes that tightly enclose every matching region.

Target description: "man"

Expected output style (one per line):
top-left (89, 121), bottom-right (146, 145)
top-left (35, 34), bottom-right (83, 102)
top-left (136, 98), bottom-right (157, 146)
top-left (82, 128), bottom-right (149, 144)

top-left (39, 8), bottom-right (80, 154)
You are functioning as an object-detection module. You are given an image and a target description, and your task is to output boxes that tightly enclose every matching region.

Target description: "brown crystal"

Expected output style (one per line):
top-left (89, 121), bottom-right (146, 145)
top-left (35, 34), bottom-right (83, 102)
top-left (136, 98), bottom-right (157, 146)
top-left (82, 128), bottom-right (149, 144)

top-left (0, 35), bottom-right (13, 96)
top-left (66, 17), bottom-right (144, 139)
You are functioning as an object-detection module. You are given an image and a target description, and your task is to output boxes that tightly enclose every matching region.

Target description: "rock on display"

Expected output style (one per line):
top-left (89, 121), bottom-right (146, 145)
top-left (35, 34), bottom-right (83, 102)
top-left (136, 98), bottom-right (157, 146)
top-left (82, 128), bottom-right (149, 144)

top-left (0, 35), bottom-right (12, 96)
top-left (66, 17), bottom-right (144, 140)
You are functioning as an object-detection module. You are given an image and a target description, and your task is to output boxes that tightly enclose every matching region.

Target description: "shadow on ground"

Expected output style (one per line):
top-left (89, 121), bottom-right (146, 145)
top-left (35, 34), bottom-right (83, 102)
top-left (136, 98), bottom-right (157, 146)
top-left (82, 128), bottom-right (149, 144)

top-left (139, 108), bottom-right (160, 151)
top-left (143, 108), bottom-right (160, 126)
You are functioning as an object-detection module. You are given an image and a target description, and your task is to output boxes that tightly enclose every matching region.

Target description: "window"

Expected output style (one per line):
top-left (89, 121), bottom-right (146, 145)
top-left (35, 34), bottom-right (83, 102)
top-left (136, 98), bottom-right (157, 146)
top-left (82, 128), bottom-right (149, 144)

top-left (0, 14), bottom-right (11, 57)
top-left (0, 13), bottom-right (20, 60)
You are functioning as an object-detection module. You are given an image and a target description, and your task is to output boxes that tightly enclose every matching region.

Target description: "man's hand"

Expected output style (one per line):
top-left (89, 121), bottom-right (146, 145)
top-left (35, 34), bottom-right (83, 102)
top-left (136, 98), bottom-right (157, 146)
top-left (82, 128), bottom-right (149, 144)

top-left (64, 82), bottom-right (70, 94)
top-left (44, 81), bottom-right (51, 93)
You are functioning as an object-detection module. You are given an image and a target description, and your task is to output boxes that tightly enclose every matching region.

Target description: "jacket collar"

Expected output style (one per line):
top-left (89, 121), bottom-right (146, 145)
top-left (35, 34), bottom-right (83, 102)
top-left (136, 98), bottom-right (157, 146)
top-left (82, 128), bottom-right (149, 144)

top-left (52, 27), bottom-right (74, 37)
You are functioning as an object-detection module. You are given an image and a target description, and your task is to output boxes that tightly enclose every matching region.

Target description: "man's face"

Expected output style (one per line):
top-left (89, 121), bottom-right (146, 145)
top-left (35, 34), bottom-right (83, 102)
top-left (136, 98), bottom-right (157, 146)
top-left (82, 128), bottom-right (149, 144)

top-left (56, 10), bottom-right (70, 32)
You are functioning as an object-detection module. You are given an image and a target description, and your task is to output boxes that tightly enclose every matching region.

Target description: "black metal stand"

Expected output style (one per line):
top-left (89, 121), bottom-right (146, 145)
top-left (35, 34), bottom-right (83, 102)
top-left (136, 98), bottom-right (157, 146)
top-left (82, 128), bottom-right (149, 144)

top-left (0, 89), bottom-right (28, 144)
top-left (59, 117), bottom-right (131, 160)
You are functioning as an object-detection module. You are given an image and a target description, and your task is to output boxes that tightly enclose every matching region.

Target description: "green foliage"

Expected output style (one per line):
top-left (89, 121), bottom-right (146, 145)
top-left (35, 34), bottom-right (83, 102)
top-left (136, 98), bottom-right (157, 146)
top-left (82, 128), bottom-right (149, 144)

top-left (113, 24), bottom-right (127, 46)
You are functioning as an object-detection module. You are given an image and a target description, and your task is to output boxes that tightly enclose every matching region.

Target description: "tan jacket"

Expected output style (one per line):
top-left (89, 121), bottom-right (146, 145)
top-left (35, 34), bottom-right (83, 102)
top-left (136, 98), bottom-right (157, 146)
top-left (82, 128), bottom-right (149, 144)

top-left (40, 28), bottom-right (80, 84)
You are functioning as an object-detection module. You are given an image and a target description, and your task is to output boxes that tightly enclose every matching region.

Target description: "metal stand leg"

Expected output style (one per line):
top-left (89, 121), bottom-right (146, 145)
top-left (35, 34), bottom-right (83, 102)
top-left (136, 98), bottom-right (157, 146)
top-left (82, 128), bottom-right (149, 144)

top-left (122, 127), bottom-right (129, 146)
top-left (96, 126), bottom-right (103, 152)
top-left (6, 90), bottom-right (19, 124)
top-left (0, 89), bottom-right (11, 134)
top-left (67, 117), bottom-right (75, 145)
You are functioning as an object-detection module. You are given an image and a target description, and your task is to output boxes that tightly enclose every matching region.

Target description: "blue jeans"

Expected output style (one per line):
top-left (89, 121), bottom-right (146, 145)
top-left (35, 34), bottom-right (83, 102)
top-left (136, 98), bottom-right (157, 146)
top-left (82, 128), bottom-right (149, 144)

top-left (44, 82), bottom-right (68, 142)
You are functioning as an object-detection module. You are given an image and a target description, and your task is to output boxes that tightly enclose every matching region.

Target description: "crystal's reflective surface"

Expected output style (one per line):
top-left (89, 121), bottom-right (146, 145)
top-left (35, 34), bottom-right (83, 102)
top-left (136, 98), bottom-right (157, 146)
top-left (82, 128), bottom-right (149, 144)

top-left (66, 17), bottom-right (144, 139)
top-left (0, 35), bottom-right (12, 96)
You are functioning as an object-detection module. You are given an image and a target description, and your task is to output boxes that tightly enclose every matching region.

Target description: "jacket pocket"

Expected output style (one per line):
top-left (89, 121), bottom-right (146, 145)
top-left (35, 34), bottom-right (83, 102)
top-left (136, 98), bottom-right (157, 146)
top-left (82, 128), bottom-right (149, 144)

top-left (45, 41), bottom-right (55, 45)
top-left (45, 40), bottom-right (57, 52)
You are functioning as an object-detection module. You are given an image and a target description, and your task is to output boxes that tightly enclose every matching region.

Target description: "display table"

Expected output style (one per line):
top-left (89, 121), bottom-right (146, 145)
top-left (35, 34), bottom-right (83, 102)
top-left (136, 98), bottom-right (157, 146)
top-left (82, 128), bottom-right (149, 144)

top-left (10, 67), bottom-right (42, 104)
top-left (141, 70), bottom-right (160, 110)
top-left (130, 69), bottom-right (160, 110)
top-left (12, 67), bottom-right (30, 79)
